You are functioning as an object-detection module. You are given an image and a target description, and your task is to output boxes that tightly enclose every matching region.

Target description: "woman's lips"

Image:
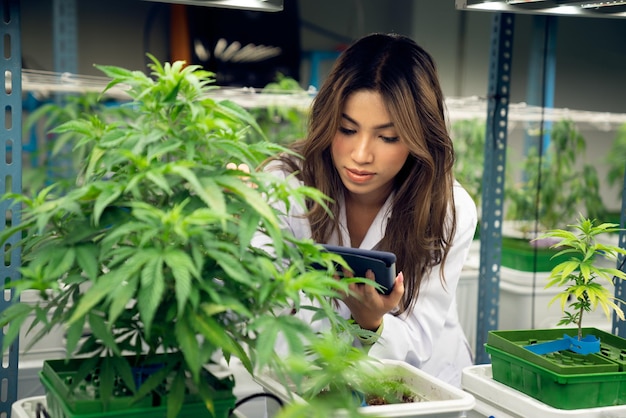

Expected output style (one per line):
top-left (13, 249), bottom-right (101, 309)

top-left (345, 168), bottom-right (375, 183)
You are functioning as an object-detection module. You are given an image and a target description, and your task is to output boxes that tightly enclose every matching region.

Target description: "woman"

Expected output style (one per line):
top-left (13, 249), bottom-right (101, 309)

top-left (252, 32), bottom-right (477, 387)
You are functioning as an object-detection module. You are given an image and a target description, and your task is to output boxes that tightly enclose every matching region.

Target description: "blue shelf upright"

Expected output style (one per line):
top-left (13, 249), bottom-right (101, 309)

top-left (0, 0), bottom-right (22, 415)
top-left (475, 12), bottom-right (515, 366)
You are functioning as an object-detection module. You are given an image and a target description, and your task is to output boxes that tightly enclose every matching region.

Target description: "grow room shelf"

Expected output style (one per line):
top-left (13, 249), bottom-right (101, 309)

top-left (21, 70), bottom-right (626, 128)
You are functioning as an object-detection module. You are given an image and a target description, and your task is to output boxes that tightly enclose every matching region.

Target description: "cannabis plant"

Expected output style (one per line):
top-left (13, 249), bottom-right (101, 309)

top-left (245, 73), bottom-right (310, 146)
top-left (541, 215), bottom-right (626, 340)
top-left (506, 119), bottom-right (606, 233)
top-left (0, 55), bottom-right (370, 417)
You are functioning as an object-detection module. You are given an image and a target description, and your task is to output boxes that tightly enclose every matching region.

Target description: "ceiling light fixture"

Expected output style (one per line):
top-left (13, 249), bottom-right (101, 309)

top-left (580, 0), bottom-right (626, 7)
top-left (142, 0), bottom-right (283, 12)
top-left (507, 0), bottom-right (548, 4)
top-left (456, 0), bottom-right (626, 17)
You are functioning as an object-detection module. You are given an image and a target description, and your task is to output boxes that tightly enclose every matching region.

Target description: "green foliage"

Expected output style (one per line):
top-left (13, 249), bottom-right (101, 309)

top-left (272, 334), bottom-right (417, 418)
top-left (245, 73), bottom-right (310, 145)
top-left (607, 122), bottom-right (626, 200)
top-left (450, 118), bottom-right (485, 208)
top-left (1, 56), bottom-right (374, 417)
top-left (22, 92), bottom-right (134, 195)
top-left (506, 120), bottom-right (607, 231)
top-left (540, 215), bottom-right (626, 340)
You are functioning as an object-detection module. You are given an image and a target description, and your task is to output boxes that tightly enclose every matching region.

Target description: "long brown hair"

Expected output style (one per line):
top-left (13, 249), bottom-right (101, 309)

top-left (271, 33), bottom-right (456, 315)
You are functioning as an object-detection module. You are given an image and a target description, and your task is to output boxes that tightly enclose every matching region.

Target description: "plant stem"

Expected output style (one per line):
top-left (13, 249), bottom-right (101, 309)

top-left (578, 305), bottom-right (584, 340)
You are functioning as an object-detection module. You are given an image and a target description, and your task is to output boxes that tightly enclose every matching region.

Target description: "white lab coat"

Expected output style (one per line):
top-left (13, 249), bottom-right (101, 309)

top-left (254, 160), bottom-right (477, 387)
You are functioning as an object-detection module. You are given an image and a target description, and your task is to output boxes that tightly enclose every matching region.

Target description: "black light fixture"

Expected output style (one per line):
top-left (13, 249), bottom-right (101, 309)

top-left (455, 0), bottom-right (626, 17)
top-left (142, 0), bottom-right (283, 12)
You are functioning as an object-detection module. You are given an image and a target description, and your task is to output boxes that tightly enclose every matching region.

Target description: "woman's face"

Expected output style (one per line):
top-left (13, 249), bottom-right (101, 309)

top-left (331, 90), bottom-right (410, 204)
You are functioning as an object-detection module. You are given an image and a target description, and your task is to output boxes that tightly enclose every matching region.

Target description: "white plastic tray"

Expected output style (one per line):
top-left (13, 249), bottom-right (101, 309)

top-left (462, 364), bottom-right (626, 418)
top-left (255, 359), bottom-right (475, 417)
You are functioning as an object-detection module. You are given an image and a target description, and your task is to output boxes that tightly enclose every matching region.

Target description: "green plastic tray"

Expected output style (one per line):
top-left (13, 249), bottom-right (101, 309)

top-left (40, 357), bottom-right (236, 418)
top-left (486, 344), bottom-right (626, 410)
top-left (487, 328), bottom-right (626, 374)
top-left (501, 237), bottom-right (570, 272)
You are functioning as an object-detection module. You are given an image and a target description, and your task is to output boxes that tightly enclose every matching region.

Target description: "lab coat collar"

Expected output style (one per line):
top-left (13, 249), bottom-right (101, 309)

top-left (337, 191), bottom-right (395, 249)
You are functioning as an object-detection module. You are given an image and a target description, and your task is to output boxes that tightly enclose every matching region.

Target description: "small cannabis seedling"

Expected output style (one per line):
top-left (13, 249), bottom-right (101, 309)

top-left (540, 215), bottom-right (626, 340)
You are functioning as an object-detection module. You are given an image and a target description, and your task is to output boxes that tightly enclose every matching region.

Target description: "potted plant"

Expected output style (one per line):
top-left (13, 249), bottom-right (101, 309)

top-left (484, 214), bottom-right (626, 410)
top-left (255, 332), bottom-right (475, 418)
top-left (0, 55), bottom-right (374, 418)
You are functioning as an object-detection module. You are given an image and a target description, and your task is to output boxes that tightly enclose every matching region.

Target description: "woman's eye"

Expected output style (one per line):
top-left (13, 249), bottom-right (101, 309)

top-left (338, 127), bottom-right (356, 135)
top-left (381, 136), bottom-right (400, 143)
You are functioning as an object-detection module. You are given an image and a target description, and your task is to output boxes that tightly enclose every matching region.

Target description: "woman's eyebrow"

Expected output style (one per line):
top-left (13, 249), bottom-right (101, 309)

top-left (341, 113), bottom-right (394, 130)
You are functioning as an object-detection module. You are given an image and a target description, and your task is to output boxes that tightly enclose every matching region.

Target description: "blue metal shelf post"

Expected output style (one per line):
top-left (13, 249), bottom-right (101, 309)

top-left (612, 171), bottom-right (626, 337)
top-left (0, 0), bottom-right (22, 414)
top-left (475, 12), bottom-right (515, 365)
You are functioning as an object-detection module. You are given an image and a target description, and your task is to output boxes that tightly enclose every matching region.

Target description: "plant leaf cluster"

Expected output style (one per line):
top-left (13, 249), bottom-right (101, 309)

top-left (506, 120), bottom-right (606, 231)
top-left (607, 122), bottom-right (626, 201)
top-left (245, 73), bottom-right (310, 146)
top-left (450, 118), bottom-right (485, 208)
top-left (540, 214), bottom-right (626, 340)
top-left (1, 55), bottom-right (374, 417)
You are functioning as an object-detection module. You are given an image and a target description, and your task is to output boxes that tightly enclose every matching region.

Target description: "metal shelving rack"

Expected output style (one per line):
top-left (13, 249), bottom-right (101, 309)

top-left (473, 11), bottom-right (626, 365)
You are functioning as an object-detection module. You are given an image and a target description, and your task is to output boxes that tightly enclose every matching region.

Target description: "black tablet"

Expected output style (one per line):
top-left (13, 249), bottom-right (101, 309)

top-left (320, 244), bottom-right (397, 295)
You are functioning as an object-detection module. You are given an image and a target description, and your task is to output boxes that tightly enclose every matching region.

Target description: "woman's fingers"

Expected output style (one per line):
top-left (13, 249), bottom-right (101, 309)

top-left (226, 162), bottom-right (250, 173)
top-left (226, 163), bottom-right (256, 188)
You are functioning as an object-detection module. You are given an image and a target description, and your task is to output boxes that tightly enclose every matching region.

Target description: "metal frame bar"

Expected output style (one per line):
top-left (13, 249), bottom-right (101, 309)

top-left (53, 0), bottom-right (78, 74)
top-left (0, 0), bottom-right (22, 414)
top-left (612, 172), bottom-right (626, 336)
top-left (475, 12), bottom-right (515, 365)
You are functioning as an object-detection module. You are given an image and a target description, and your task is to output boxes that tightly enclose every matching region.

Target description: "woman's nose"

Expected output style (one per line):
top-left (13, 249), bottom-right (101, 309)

top-left (351, 136), bottom-right (374, 164)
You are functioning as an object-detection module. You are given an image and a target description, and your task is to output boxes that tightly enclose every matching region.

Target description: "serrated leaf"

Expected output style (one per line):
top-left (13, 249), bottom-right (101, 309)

top-left (75, 243), bottom-right (99, 281)
top-left (88, 311), bottom-right (120, 355)
top-left (68, 270), bottom-right (126, 325)
top-left (163, 249), bottom-right (195, 315)
top-left (175, 316), bottom-right (202, 381)
top-left (167, 370), bottom-right (186, 418)
top-left (192, 312), bottom-right (236, 355)
top-left (108, 275), bottom-right (138, 326)
top-left (207, 250), bottom-right (249, 284)
top-left (65, 316), bottom-right (85, 356)
top-left (0, 303), bottom-right (34, 353)
top-left (99, 356), bottom-right (115, 408)
top-left (137, 255), bottom-right (165, 337)
top-left (93, 185), bottom-right (122, 226)
top-left (112, 355), bottom-right (137, 393)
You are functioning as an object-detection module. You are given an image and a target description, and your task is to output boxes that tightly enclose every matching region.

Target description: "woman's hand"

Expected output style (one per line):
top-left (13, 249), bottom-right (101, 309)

top-left (341, 271), bottom-right (405, 331)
